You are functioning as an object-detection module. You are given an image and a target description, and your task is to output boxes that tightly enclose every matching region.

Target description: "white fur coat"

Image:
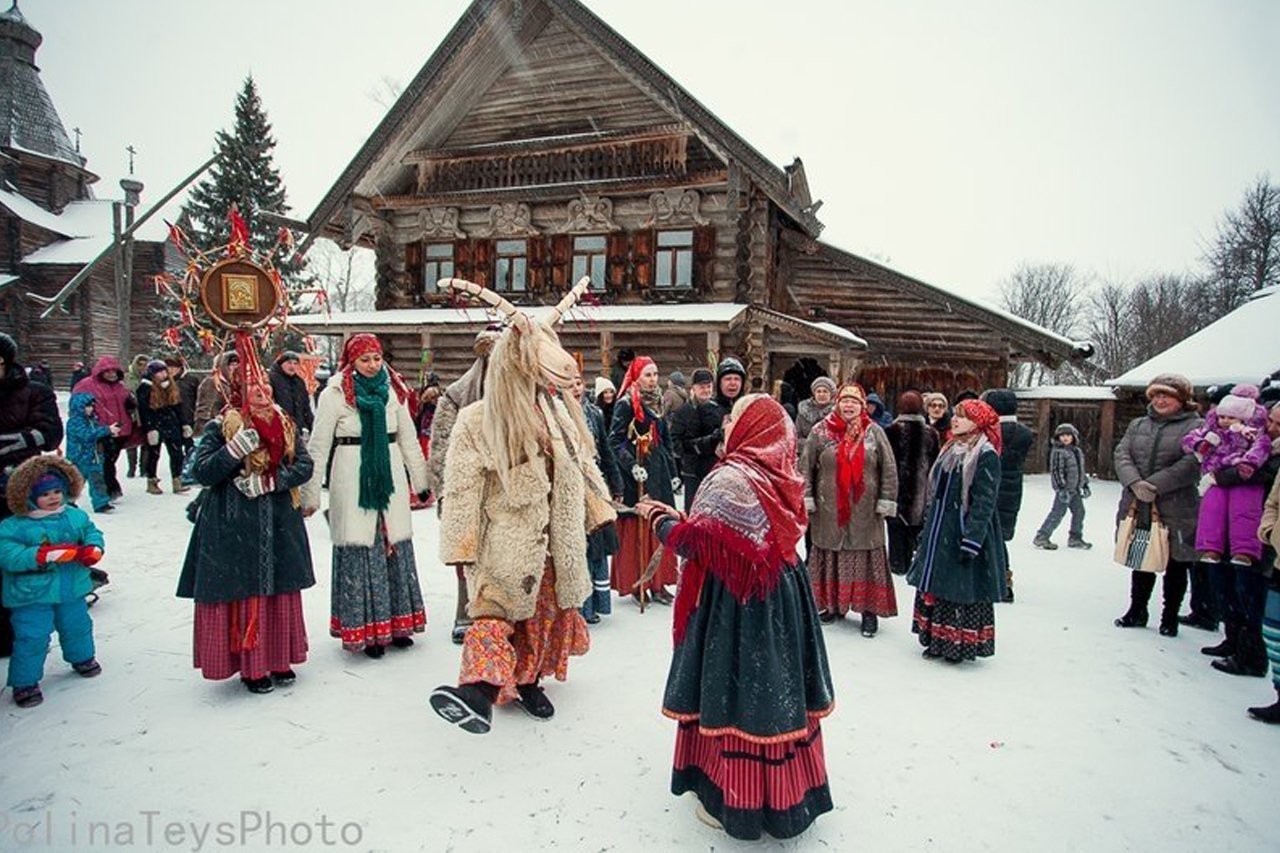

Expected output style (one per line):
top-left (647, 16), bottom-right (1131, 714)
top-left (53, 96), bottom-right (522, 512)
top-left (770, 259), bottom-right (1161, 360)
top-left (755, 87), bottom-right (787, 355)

top-left (440, 394), bottom-right (616, 622)
top-left (301, 374), bottom-right (429, 547)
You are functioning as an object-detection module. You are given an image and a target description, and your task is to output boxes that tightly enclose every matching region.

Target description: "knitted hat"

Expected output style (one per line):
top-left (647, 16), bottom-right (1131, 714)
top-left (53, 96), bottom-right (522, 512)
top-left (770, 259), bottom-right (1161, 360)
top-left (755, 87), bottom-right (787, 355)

top-left (145, 359), bottom-right (169, 377)
top-left (811, 376), bottom-right (837, 395)
top-left (923, 392), bottom-right (949, 409)
top-left (691, 368), bottom-right (714, 385)
top-left (594, 376), bottom-right (616, 398)
top-left (1054, 423), bottom-right (1081, 441)
top-left (716, 357), bottom-right (746, 381)
top-left (1216, 384), bottom-right (1261, 421)
top-left (0, 332), bottom-right (17, 364)
top-left (981, 388), bottom-right (1018, 417)
top-left (1145, 373), bottom-right (1193, 406)
top-left (31, 471), bottom-right (67, 501)
top-left (897, 390), bottom-right (924, 415)
top-left (276, 351), bottom-right (301, 365)
top-left (669, 371), bottom-right (686, 388)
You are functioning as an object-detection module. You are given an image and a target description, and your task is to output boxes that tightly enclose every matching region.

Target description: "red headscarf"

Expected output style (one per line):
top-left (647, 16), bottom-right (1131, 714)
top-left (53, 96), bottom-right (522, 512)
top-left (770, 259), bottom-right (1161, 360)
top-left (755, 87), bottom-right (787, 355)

top-left (721, 396), bottom-right (809, 564)
top-left (339, 333), bottom-right (411, 408)
top-left (952, 398), bottom-right (1003, 454)
top-left (616, 355), bottom-right (656, 424)
top-left (822, 383), bottom-right (873, 527)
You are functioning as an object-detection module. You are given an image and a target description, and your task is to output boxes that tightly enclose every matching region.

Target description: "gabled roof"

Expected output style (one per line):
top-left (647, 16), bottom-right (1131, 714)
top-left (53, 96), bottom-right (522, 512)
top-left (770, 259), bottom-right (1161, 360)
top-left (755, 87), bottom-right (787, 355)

top-left (305, 0), bottom-right (820, 243)
top-left (1107, 287), bottom-right (1279, 388)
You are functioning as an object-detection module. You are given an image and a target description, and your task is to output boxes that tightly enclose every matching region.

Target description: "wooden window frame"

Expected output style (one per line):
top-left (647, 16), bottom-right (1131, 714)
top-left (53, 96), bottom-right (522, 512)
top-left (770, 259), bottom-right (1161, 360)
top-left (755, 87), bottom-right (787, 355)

top-left (493, 238), bottom-right (529, 293)
top-left (571, 234), bottom-right (609, 292)
top-left (422, 242), bottom-right (455, 294)
top-left (654, 229), bottom-right (695, 289)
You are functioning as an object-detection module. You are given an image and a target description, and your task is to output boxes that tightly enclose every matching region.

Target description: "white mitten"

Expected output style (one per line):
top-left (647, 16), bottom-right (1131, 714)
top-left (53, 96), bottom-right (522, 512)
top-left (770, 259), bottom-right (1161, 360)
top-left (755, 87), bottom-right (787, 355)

top-left (632, 465), bottom-right (649, 484)
top-left (146, 430), bottom-right (160, 446)
top-left (226, 428), bottom-right (261, 460)
top-left (234, 472), bottom-right (274, 499)
top-left (182, 425), bottom-right (193, 439)
top-left (875, 499), bottom-right (898, 518)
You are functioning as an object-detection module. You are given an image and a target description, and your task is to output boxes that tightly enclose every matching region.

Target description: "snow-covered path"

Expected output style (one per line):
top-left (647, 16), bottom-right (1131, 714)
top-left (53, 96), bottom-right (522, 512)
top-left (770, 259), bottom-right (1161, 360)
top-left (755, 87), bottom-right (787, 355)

top-left (2, 476), bottom-right (1276, 852)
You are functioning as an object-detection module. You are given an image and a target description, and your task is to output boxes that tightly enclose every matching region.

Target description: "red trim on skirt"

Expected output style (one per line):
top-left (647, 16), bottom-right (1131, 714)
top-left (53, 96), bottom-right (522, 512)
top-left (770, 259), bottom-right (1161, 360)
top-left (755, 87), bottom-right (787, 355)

top-left (193, 592), bottom-right (308, 681)
top-left (809, 547), bottom-right (897, 616)
top-left (329, 610), bottom-right (426, 651)
top-left (673, 717), bottom-right (830, 813)
top-left (611, 514), bottom-right (678, 593)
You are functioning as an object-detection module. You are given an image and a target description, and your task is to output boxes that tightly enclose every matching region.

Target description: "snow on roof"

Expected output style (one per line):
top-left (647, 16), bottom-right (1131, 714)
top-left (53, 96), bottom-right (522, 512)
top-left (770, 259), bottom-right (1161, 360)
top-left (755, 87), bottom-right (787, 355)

top-left (0, 273), bottom-right (18, 291)
top-left (0, 183), bottom-right (75, 235)
top-left (807, 319), bottom-right (868, 348)
top-left (292, 302), bottom-right (750, 330)
top-left (1014, 385), bottom-right (1118, 400)
top-left (17, 199), bottom-right (171, 266)
top-left (1107, 289), bottom-right (1280, 388)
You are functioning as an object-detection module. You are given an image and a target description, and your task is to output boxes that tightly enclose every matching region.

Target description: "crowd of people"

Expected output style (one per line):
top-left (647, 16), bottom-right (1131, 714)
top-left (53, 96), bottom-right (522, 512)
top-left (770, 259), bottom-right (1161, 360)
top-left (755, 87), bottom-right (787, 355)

top-left (4, 319), bottom-right (1280, 841)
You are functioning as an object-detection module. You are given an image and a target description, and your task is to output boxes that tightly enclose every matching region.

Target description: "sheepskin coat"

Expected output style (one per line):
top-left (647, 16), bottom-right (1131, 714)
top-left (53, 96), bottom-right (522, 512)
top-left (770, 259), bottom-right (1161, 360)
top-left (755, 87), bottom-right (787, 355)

top-left (440, 392), bottom-right (616, 623)
top-left (301, 373), bottom-right (429, 547)
top-left (801, 419), bottom-right (899, 552)
top-left (884, 415), bottom-right (941, 526)
top-left (426, 356), bottom-right (485, 495)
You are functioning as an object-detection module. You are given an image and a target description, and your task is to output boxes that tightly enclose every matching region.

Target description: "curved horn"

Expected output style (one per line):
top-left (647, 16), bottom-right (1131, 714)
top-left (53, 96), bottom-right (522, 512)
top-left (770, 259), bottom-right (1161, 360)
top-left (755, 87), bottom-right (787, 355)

top-left (547, 276), bottom-right (592, 325)
top-left (438, 277), bottom-right (529, 330)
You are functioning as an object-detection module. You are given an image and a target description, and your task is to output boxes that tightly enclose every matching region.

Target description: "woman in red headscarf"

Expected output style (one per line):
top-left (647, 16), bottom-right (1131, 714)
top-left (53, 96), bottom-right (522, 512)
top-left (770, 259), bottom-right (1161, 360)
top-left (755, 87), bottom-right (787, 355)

top-left (301, 334), bottom-right (430, 658)
top-left (637, 394), bottom-right (835, 841)
top-left (607, 355), bottom-right (680, 605)
top-left (177, 366), bottom-right (316, 694)
top-left (905, 398), bottom-right (1008, 663)
top-left (800, 383), bottom-right (900, 636)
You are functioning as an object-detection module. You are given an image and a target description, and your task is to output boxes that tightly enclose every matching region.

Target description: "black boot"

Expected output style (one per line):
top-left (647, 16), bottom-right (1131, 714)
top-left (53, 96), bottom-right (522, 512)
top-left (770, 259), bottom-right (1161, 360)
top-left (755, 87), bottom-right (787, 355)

top-left (1115, 608), bottom-right (1149, 628)
top-left (1247, 688), bottom-right (1280, 724)
top-left (1158, 611), bottom-right (1179, 637)
top-left (1212, 628), bottom-right (1268, 677)
top-left (430, 682), bottom-right (498, 734)
top-left (1200, 622), bottom-right (1238, 658)
top-left (515, 683), bottom-right (556, 720)
top-left (242, 676), bottom-right (274, 694)
top-left (861, 613), bottom-right (879, 638)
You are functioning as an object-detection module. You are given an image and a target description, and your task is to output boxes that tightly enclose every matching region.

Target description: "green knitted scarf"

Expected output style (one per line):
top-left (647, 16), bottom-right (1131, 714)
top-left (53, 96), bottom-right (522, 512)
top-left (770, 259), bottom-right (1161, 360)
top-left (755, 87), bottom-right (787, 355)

top-left (353, 369), bottom-right (394, 511)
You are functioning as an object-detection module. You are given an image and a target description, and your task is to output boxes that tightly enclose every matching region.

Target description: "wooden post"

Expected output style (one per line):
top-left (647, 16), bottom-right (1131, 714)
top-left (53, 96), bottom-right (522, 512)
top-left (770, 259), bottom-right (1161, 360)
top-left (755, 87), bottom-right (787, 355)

top-left (706, 330), bottom-right (720, 369)
top-left (600, 330), bottom-right (613, 374)
top-left (420, 330), bottom-right (432, 384)
top-left (1034, 399), bottom-right (1052, 472)
top-left (1098, 398), bottom-right (1117, 480)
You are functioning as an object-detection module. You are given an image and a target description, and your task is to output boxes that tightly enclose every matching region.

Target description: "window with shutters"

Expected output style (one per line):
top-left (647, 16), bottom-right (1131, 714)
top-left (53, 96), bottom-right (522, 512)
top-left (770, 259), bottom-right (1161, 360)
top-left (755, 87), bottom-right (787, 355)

top-left (422, 242), bottom-right (455, 292)
top-left (654, 229), bottom-right (694, 289)
top-left (494, 238), bottom-right (528, 293)
top-left (571, 235), bottom-right (608, 291)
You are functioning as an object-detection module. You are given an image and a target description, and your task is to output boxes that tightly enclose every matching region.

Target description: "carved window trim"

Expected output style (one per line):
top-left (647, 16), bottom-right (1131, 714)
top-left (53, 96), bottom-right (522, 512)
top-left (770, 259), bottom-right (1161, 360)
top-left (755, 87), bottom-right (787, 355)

top-left (654, 229), bottom-right (695, 290)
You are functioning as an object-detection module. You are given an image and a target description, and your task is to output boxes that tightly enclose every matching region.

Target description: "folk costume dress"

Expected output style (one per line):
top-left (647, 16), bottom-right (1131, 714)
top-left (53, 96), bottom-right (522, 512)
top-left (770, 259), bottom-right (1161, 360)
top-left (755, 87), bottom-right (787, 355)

top-left (608, 357), bottom-right (680, 597)
top-left (656, 396), bottom-right (835, 841)
top-left (801, 385), bottom-right (900, 620)
top-left (177, 398), bottom-right (315, 682)
top-left (302, 335), bottom-right (430, 652)
top-left (906, 399), bottom-right (1007, 662)
top-left (439, 388), bottom-right (615, 705)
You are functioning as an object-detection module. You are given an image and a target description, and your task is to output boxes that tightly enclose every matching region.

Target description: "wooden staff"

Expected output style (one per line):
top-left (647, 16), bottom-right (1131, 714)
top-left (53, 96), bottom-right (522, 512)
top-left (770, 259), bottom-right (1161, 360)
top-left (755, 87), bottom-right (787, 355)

top-left (629, 419), bottom-right (654, 612)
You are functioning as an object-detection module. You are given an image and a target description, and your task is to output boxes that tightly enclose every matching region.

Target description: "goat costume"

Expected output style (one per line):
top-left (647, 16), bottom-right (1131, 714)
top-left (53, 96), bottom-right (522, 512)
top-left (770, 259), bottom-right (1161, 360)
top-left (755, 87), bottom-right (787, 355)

top-left (431, 278), bottom-right (615, 733)
top-left (302, 334), bottom-right (431, 652)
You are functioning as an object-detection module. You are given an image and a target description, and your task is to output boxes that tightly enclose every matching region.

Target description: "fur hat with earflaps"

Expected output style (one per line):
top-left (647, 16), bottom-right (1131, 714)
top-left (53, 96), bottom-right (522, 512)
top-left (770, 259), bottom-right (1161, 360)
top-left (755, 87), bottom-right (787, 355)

top-left (6, 455), bottom-right (85, 517)
top-left (1145, 373), bottom-right (1195, 409)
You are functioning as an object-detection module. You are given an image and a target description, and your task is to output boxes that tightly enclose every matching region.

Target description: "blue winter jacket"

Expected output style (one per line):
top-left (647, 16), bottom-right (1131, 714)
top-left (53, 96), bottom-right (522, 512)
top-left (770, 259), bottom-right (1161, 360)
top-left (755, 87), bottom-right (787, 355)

top-left (65, 391), bottom-right (111, 474)
top-left (0, 506), bottom-right (103, 607)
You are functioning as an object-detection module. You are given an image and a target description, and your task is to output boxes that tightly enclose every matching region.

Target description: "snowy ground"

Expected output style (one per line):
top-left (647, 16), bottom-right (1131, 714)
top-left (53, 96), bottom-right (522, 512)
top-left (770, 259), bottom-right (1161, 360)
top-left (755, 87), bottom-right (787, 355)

top-left (2, 473), bottom-right (1277, 852)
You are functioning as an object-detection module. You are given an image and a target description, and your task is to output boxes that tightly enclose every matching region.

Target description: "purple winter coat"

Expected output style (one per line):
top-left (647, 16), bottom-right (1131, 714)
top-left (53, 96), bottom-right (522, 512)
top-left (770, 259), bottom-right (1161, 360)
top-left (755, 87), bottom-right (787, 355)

top-left (72, 356), bottom-right (135, 441)
top-left (1181, 408), bottom-right (1270, 474)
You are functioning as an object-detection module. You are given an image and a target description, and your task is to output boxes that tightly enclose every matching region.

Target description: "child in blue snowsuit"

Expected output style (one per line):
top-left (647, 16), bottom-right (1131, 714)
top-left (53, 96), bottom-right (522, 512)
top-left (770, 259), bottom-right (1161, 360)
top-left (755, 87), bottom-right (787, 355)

top-left (0, 456), bottom-right (105, 708)
top-left (65, 391), bottom-right (118, 513)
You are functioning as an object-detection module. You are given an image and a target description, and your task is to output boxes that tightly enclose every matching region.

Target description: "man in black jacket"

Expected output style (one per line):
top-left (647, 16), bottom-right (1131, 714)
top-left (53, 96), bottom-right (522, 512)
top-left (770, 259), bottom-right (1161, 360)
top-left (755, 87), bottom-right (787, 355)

top-left (0, 332), bottom-right (65, 656)
top-left (982, 388), bottom-right (1033, 603)
top-left (268, 352), bottom-right (314, 436)
top-left (668, 368), bottom-right (721, 510)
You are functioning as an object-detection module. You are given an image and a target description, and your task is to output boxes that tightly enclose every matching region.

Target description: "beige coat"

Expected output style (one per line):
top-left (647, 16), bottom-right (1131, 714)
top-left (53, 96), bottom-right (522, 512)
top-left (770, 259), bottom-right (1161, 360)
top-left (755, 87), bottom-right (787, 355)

top-left (801, 420), bottom-right (899, 552)
top-left (440, 394), bottom-right (616, 622)
top-left (301, 375), bottom-right (429, 547)
top-left (1261, 475), bottom-right (1280, 569)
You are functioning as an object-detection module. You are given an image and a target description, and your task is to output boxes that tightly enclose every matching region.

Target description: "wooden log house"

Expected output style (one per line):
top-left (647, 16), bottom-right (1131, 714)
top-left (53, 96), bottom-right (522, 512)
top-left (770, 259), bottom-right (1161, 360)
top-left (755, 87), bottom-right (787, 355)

top-left (0, 2), bottom-right (172, 377)
top-left (297, 0), bottom-right (1092, 396)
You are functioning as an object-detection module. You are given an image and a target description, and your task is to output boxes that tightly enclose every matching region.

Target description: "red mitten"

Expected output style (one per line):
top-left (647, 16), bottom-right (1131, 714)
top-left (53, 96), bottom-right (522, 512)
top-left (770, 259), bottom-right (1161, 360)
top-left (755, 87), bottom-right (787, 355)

top-left (78, 545), bottom-right (104, 566)
top-left (1236, 463), bottom-right (1256, 481)
top-left (1195, 441), bottom-right (1213, 457)
top-left (37, 544), bottom-right (80, 565)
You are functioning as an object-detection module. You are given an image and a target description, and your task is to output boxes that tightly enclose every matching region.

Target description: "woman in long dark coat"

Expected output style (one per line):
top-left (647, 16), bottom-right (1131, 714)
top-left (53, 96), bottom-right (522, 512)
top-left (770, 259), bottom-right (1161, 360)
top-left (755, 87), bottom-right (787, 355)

top-left (906, 398), bottom-right (1007, 663)
top-left (177, 368), bottom-right (315, 694)
top-left (608, 356), bottom-right (679, 605)
top-left (638, 394), bottom-right (834, 840)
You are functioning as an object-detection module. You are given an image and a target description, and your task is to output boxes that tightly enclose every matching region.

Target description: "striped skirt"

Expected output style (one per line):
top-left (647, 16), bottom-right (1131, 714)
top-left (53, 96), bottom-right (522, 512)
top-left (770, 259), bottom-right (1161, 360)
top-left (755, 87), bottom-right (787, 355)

top-left (611, 514), bottom-right (678, 594)
top-left (193, 592), bottom-right (308, 681)
top-left (672, 718), bottom-right (833, 840)
top-left (912, 590), bottom-right (995, 661)
top-left (809, 547), bottom-right (898, 617)
top-left (330, 525), bottom-right (426, 651)
top-left (1263, 587), bottom-right (1280, 689)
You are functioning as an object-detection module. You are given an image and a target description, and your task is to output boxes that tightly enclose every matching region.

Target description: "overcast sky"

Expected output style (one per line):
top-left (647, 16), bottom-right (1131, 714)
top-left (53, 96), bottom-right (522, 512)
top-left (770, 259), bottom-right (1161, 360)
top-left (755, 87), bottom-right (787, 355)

top-left (21, 0), bottom-right (1280, 303)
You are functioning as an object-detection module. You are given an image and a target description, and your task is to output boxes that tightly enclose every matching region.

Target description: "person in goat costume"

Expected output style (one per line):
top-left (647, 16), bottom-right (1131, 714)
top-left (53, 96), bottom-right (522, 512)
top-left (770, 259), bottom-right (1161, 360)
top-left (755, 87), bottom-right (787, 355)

top-left (430, 278), bottom-right (616, 733)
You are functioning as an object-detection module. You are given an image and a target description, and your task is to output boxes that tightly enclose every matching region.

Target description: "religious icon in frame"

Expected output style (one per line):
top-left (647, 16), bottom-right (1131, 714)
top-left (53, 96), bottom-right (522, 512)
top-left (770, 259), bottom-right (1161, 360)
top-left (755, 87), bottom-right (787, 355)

top-left (222, 273), bottom-right (261, 313)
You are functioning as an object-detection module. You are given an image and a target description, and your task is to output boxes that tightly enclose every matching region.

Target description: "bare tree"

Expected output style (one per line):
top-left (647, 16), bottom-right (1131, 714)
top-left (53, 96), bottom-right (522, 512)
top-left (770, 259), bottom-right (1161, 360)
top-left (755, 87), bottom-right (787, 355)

top-left (303, 239), bottom-right (376, 363)
top-left (998, 262), bottom-right (1091, 386)
top-left (1202, 174), bottom-right (1280, 316)
top-left (1085, 281), bottom-right (1135, 377)
top-left (1124, 272), bottom-right (1209, 368)
top-left (366, 75), bottom-right (405, 110)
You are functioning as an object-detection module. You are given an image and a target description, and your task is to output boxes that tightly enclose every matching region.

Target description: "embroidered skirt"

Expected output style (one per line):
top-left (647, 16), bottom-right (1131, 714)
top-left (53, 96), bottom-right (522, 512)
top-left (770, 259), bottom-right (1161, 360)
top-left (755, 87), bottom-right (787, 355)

top-left (330, 523), bottom-right (426, 651)
top-left (611, 514), bottom-right (678, 594)
top-left (912, 590), bottom-right (995, 660)
top-left (672, 717), bottom-right (833, 840)
top-left (809, 546), bottom-right (897, 617)
top-left (193, 592), bottom-right (308, 681)
top-left (459, 561), bottom-right (590, 704)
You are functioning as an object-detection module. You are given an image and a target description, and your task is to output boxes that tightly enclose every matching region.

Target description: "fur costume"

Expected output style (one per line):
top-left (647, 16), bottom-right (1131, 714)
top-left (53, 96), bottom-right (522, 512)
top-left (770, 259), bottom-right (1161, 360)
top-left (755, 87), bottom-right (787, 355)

top-left (441, 391), bottom-right (614, 622)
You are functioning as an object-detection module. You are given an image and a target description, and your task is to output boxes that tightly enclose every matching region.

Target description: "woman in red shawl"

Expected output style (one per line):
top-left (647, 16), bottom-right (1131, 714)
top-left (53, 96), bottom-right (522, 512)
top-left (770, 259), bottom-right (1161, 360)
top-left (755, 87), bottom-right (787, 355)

top-left (800, 383), bottom-right (900, 635)
top-left (607, 355), bottom-right (680, 605)
top-left (905, 398), bottom-right (1008, 663)
top-left (638, 394), bottom-right (835, 841)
